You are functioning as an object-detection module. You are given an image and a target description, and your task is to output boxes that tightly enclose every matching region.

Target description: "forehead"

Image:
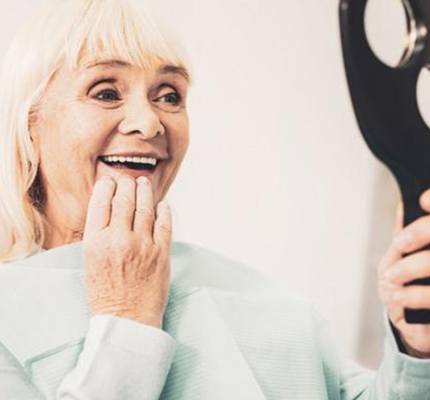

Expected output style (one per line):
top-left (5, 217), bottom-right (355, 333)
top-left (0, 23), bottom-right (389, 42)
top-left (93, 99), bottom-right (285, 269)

top-left (78, 59), bottom-right (190, 83)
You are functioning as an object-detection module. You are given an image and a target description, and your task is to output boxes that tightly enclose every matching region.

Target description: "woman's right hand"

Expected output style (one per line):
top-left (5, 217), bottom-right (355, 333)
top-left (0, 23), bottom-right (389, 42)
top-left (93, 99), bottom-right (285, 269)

top-left (82, 175), bottom-right (172, 328)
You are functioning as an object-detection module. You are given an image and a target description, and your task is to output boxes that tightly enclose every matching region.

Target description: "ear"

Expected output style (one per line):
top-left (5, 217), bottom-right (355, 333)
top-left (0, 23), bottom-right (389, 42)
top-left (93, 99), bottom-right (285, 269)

top-left (28, 125), bottom-right (40, 153)
top-left (28, 130), bottom-right (41, 167)
top-left (28, 101), bottom-right (42, 144)
top-left (29, 128), bottom-right (38, 150)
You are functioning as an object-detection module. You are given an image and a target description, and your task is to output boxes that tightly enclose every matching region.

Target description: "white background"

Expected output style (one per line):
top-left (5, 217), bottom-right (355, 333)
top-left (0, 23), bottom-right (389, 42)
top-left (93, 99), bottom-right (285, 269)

top-left (0, 0), bottom-right (411, 368)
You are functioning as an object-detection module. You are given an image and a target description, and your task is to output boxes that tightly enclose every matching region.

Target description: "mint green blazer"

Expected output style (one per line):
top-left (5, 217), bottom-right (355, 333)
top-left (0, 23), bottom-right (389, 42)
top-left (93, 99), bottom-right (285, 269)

top-left (0, 241), bottom-right (429, 399)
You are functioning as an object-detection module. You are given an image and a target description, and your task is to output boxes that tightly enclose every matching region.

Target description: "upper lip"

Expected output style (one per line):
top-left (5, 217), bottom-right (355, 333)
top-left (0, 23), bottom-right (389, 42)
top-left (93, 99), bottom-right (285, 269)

top-left (99, 151), bottom-right (169, 160)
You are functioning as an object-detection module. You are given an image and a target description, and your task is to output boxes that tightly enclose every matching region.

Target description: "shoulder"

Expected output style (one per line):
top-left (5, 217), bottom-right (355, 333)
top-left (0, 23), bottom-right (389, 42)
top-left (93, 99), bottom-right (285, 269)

top-left (169, 244), bottom-right (329, 365)
top-left (170, 241), bottom-right (312, 309)
top-left (170, 240), bottom-right (272, 292)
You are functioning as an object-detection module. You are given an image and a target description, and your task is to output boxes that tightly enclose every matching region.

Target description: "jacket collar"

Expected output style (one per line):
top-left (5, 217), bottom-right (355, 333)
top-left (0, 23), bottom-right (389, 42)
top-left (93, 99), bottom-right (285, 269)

top-left (1, 241), bottom-right (271, 399)
top-left (23, 287), bottom-right (267, 400)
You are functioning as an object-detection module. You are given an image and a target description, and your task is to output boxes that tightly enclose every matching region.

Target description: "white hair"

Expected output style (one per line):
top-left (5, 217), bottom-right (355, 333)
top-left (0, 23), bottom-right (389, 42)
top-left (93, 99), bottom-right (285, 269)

top-left (0, 0), bottom-right (193, 262)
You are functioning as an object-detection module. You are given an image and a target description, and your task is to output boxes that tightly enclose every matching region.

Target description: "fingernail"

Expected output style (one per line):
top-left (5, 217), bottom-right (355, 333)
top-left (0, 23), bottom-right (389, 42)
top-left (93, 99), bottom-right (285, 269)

top-left (137, 176), bottom-right (149, 185)
top-left (99, 175), bottom-right (113, 183)
top-left (159, 200), bottom-right (169, 209)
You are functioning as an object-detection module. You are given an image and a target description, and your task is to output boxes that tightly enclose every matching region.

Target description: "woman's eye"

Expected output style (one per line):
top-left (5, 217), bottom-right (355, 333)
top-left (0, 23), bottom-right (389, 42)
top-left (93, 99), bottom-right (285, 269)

top-left (155, 92), bottom-right (183, 111)
top-left (163, 92), bottom-right (181, 104)
top-left (94, 89), bottom-right (120, 102)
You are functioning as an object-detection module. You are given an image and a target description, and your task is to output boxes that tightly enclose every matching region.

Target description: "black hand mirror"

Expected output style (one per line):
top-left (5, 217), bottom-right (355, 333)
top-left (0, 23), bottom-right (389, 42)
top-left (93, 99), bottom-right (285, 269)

top-left (339, 0), bottom-right (430, 323)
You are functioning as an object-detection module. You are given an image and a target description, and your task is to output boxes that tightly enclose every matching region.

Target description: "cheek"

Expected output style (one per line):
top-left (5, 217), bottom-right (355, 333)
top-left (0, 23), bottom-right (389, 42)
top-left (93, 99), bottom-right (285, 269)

top-left (55, 108), bottom-right (112, 157)
top-left (37, 107), bottom-right (113, 183)
top-left (167, 118), bottom-right (189, 159)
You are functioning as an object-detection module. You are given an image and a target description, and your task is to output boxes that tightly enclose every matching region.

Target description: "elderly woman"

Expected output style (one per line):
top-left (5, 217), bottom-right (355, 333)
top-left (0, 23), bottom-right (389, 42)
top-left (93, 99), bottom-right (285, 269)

top-left (1, 0), bottom-right (430, 399)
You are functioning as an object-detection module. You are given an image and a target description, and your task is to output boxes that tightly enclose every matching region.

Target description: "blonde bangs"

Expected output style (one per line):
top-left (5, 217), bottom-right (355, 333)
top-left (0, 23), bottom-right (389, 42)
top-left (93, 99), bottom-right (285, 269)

top-left (63, 0), bottom-right (191, 79)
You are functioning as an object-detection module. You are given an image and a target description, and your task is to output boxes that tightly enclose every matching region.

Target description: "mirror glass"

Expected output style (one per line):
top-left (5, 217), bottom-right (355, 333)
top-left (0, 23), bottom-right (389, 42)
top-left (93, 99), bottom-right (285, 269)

top-left (364, 0), bottom-right (415, 67)
top-left (417, 68), bottom-right (430, 128)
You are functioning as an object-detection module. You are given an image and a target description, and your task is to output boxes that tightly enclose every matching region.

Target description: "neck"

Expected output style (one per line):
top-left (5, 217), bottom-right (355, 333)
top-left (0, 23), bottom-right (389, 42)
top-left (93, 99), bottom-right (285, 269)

top-left (41, 195), bottom-right (86, 250)
top-left (42, 224), bottom-right (83, 250)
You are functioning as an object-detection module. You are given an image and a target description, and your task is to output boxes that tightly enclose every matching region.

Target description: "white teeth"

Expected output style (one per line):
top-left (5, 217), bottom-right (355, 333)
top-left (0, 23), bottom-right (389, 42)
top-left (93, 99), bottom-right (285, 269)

top-left (101, 155), bottom-right (158, 165)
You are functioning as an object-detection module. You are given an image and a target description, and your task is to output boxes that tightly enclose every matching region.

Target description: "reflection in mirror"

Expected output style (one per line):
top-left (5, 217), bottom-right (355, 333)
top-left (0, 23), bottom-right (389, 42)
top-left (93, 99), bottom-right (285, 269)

top-left (364, 0), bottom-right (416, 67)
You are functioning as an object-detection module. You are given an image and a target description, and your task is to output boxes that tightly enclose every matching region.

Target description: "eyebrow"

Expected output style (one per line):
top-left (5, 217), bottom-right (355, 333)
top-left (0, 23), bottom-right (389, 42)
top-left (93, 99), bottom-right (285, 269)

top-left (83, 59), bottom-right (190, 82)
top-left (158, 64), bottom-right (191, 83)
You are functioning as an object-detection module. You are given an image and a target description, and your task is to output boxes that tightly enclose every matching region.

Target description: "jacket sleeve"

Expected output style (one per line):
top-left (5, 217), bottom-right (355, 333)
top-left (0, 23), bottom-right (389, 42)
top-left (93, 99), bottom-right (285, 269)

top-left (313, 307), bottom-right (430, 400)
top-left (54, 314), bottom-right (176, 400)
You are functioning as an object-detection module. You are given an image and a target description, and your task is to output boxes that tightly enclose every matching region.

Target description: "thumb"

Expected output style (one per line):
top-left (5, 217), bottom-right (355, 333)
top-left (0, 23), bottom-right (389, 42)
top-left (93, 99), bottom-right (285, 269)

top-left (420, 188), bottom-right (430, 213)
top-left (393, 201), bottom-right (404, 235)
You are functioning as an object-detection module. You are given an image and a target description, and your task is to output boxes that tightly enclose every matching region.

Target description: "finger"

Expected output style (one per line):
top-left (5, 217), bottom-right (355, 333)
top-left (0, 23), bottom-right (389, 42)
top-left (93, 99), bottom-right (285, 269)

top-left (420, 188), bottom-right (430, 212)
top-left (110, 176), bottom-right (136, 231)
top-left (392, 214), bottom-right (430, 255)
top-left (153, 200), bottom-right (172, 252)
top-left (83, 176), bottom-right (116, 239)
top-left (133, 176), bottom-right (155, 238)
top-left (385, 250), bottom-right (430, 285)
top-left (392, 285), bottom-right (430, 309)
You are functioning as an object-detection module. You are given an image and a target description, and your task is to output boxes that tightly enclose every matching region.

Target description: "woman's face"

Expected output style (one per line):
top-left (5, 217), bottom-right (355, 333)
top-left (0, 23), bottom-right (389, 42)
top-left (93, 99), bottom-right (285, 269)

top-left (30, 58), bottom-right (189, 242)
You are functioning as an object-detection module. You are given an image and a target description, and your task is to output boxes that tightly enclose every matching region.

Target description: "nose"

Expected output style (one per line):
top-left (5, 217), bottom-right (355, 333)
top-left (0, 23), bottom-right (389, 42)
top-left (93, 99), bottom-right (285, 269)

top-left (117, 95), bottom-right (165, 139)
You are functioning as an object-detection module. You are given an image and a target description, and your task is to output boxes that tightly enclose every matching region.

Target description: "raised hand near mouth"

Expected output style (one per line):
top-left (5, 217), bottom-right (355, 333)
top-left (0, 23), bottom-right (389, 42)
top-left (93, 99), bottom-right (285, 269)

top-left (82, 175), bottom-right (172, 328)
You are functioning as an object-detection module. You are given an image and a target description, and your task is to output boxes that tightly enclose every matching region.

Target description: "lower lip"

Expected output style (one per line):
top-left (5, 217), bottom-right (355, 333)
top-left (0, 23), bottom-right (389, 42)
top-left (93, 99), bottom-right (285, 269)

top-left (97, 160), bottom-right (160, 181)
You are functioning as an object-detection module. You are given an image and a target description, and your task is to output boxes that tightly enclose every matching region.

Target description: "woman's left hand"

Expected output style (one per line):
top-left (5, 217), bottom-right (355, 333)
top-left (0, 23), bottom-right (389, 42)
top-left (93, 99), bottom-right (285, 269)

top-left (378, 189), bottom-right (430, 358)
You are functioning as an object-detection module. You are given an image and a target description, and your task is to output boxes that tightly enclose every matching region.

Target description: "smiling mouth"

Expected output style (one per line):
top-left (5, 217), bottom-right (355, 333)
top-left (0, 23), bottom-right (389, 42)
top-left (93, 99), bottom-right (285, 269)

top-left (97, 157), bottom-right (158, 171)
